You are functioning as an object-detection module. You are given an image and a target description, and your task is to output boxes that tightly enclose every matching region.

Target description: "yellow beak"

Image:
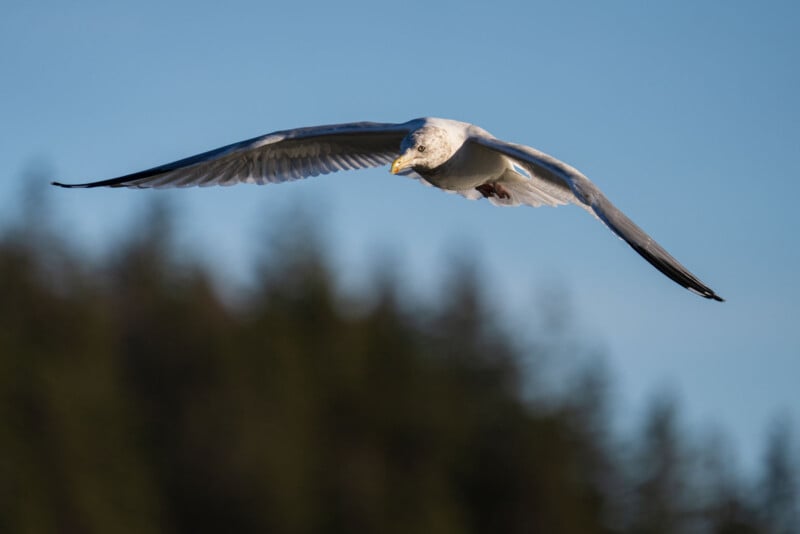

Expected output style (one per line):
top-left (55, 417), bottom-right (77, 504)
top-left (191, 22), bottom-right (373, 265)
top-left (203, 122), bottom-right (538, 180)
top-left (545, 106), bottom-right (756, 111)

top-left (390, 156), bottom-right (406, 175)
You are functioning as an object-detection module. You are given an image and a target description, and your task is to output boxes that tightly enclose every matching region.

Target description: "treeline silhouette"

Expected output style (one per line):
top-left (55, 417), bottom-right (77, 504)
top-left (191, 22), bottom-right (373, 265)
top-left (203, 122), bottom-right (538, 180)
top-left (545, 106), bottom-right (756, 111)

top-left (0, 186), bottom-right (797, 533)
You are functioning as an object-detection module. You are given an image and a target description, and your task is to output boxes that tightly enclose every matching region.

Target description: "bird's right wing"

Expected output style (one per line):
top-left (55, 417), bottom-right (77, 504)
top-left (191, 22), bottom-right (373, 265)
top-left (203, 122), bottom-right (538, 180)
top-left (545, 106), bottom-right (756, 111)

top-left (52, 120), bottom-right (421, 188)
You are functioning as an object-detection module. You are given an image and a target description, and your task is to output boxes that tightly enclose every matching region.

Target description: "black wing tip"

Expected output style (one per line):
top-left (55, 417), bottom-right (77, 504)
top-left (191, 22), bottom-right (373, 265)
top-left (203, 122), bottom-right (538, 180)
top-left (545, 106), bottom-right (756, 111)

top-left (51, 179), bottom-right (130, 188)
top-left (701, 291), bottom-right (725, 302)
top-left (688, 285), bottom-right (724, 302)
top-left (675, 279), bottom-right (725, 302)
top-left (51, 181), bottom-right (81, 188)
top-left (628, 244), bottom-right (725, 303)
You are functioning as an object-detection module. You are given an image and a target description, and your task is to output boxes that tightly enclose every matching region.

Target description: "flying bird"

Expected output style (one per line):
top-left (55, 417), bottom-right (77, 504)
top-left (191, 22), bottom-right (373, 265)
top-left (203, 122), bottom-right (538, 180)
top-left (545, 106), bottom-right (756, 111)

top-left (52, 117), bottom-right (723, 301)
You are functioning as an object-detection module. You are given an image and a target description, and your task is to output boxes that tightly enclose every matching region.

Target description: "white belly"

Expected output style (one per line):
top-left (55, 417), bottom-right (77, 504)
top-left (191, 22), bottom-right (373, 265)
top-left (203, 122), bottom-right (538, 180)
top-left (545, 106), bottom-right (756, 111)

top-left (421, 141), bottom-right (511, 191)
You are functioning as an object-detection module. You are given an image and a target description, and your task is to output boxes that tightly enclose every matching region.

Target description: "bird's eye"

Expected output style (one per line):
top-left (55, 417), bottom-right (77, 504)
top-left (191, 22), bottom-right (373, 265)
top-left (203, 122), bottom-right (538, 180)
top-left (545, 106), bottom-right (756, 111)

top-left (417, 145), bottom-right (426, 153)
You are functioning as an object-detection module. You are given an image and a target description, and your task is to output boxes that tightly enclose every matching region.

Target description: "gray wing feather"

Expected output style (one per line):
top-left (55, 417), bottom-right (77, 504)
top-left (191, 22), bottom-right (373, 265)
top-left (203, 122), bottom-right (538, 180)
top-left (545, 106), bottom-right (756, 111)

top-left (472, 136), bottom-right (724, 301)
top-left (52, 121), bottom-right (418, 189)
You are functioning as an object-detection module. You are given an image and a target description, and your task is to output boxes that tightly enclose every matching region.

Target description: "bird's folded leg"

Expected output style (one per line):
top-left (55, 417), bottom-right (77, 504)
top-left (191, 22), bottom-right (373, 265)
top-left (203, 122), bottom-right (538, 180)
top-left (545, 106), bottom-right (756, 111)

top-left (495, 183), bottom-right (511, 199)
top-left (475, 182), bottom-right (511, 200)
top-left (475, 184), bottom-right (494, 198)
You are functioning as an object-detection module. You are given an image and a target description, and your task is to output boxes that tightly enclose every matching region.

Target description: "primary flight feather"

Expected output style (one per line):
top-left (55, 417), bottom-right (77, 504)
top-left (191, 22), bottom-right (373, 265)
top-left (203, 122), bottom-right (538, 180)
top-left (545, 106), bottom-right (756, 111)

top-left (52, 117), bottom-right (723, 301)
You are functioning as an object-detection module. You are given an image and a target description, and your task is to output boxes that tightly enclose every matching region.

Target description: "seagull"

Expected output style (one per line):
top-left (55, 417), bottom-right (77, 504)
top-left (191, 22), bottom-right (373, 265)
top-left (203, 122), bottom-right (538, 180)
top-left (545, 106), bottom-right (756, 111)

top-left (52, 117), bottom-right (723, 301)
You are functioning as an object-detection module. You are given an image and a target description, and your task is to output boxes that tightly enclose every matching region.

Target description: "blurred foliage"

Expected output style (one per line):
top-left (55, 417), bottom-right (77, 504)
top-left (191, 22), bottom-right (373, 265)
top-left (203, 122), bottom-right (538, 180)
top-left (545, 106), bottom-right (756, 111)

top-left (0, 187), bottom-right (797, 533)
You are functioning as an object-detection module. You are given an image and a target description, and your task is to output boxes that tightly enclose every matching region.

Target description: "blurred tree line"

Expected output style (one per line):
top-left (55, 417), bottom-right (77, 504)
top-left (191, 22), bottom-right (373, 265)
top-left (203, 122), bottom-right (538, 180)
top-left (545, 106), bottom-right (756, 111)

top-left (0, 177), bottom-right (798, 533)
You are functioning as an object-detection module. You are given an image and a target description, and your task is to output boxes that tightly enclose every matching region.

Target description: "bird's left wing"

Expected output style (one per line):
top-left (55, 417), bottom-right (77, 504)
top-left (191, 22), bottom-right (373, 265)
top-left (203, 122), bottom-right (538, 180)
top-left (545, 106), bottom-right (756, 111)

top-left (470, 135), bottom-right (724, 301)
top-left (52, 121), bottom-right (418, 188)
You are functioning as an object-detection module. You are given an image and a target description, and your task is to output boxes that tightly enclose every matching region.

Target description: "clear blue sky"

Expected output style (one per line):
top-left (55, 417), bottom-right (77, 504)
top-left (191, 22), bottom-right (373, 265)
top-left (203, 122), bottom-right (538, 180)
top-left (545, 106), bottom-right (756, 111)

top-left (2, 1), bottom-right (799, 470)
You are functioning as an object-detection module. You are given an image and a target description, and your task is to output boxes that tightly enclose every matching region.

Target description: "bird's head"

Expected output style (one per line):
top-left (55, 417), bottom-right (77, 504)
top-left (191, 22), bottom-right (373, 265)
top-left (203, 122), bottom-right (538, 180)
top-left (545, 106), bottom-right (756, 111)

top-left (391, 126), bottom-right (452, 174)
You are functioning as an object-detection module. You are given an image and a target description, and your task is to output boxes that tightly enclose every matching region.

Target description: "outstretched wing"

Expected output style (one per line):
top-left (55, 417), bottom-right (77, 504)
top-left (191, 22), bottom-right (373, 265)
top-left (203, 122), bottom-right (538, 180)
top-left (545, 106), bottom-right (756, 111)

top-left (52, 121), bottom-right (420, 188)
top-left (470, 135), bottom-right (724, 301)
